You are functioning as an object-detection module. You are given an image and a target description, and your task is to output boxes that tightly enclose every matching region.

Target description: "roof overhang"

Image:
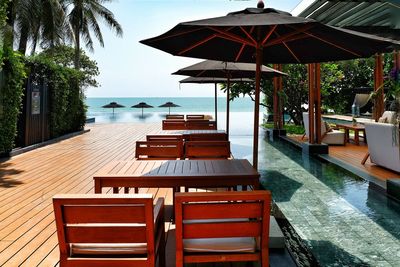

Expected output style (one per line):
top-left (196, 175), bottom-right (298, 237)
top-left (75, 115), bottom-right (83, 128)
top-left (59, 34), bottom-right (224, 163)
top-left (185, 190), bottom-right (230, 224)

top-left (292, 1), bottom-right (400, 40)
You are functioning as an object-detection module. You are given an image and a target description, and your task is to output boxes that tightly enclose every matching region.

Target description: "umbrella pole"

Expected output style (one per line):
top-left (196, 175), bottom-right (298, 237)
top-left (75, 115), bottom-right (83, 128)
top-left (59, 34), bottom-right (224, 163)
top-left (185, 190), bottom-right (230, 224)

top-left (215, 83), bottom-right (218, 129)
top-left (226, 77), bottom-right (230, 138)
top-left (142, 108), bottom-right (144, 117)
top-left (253, 46), bottom-right (263, 170)
top-left (169, 107), bottom-right (171, 115)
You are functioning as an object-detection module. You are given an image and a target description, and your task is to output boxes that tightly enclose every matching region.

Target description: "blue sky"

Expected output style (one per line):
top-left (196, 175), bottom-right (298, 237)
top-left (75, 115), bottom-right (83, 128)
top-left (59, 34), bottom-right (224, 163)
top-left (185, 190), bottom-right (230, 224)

top-left (86, 0), bottom-right (300, 98)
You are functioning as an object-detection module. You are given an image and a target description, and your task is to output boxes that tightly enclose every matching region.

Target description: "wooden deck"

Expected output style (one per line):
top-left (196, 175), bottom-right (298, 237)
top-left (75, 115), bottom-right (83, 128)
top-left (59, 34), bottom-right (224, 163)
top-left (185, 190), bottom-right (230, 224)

top-left (0, 123), bottom-right (295, 267)
top-left (0, 123), bottom-right (172, 266)
top-left (288, 135), bottom-right (400, 182)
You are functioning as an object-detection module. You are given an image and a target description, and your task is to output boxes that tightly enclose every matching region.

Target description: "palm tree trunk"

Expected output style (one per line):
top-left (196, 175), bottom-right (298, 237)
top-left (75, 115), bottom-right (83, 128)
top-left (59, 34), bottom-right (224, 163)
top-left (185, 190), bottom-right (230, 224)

top-left (18, 27), bottom-right (29, 55)
top-left (74, 27), bottom-right (80, 70)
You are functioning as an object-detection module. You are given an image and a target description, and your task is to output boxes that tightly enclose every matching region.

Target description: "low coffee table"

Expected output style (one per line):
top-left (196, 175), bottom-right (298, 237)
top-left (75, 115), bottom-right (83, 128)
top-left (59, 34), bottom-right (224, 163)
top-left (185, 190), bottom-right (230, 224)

top-left (336, 123), bottom-right (366, 145)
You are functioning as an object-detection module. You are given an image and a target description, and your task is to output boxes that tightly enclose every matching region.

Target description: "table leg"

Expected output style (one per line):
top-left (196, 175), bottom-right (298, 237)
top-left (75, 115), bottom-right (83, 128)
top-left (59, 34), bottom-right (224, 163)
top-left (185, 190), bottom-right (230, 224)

top-left (345, 129), bottom-right (350, 143)
top-left (113, 187), bottom-right (119, 194)
top-left (94, 181), bottom-right (101, 194)
top-left (354, 129), bottom-right (360, 145)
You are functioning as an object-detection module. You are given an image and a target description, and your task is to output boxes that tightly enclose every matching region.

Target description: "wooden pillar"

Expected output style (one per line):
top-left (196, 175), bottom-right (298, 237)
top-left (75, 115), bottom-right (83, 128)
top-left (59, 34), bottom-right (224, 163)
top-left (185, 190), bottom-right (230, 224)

top-left (308, 64), bottom-right (315, 144)
top-left (315, 63), bottom-right (322, 144)
top-left (374, 54), bottom-right (384, 121)
top-left (395, 50), bottom-right (400, 70)
top-left (308, 63), bottom-right (322, 144)
top-left (273, 64), bottom-right (283, 129)
top-left (214, 83), bottom-right (218, 128)
top-left (226, 78), bottom-right (230, 138)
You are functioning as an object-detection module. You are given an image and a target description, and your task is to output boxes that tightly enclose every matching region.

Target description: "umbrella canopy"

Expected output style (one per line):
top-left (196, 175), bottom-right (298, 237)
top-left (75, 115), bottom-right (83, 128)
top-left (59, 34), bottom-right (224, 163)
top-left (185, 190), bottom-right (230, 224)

top-left (173, 60), bottom-right (287, 78)
top-left (131, 102), bottom-right (154, 116)
top-left (140, 1), bottom-right (398, 169)
top-left (180, 77), bottom-right (253, 84)
top-left (158, 102), bottom-right (181, 115)
top-left (101, 102), bottom-right (125, 114)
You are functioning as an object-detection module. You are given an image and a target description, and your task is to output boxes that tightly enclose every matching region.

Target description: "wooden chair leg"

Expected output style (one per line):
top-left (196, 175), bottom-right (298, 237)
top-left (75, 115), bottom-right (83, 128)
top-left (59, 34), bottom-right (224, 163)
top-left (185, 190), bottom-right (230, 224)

top-left (134, 187), bottom-right (139, 193)
top-left (361, 152), bottom-right (370, 165)
top-left (124, 187), bottom-right (129, 193)
top-left (113, 187), bottom-right (119, 194)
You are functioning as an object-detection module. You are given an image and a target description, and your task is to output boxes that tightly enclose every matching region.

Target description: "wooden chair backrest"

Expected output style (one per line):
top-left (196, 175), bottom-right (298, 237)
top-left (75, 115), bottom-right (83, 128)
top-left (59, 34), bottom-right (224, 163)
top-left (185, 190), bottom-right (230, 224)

top-left (146, 134), bottom-right (183, 142)
top-left (166, 114), bottom-right (184, 120)
top-left (186, 114), bottom-right (205, 120)
top-left (175, 191), bottom-right (271, 267)
top-left (135, 141), bottom-right (183, 159)
top-left (185, 141), bottom-right (230, 159)
top-left (185, 120), bottom-right (217, 130)
top-left (53, 194), bottom-right (158, 267)
top-left (162, 120), bottom-right (186, 130)
top-left (187, 133), bottom-right (228, 141)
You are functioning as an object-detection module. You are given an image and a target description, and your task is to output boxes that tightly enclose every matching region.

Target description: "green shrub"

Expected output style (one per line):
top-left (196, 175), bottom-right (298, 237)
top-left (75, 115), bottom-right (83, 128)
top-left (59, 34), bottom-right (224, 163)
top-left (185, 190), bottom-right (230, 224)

top-left (262, 123), bottom-right (305, 135)
top-left (0, 48), bottom-right (26, 153)
top-left (26, 56), bottom-right (86, 138)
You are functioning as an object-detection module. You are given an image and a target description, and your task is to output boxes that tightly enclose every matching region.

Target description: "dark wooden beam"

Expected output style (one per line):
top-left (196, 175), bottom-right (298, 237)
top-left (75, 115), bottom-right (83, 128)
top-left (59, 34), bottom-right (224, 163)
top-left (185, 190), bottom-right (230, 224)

top-left (374, 54), bottom-right (384, 121)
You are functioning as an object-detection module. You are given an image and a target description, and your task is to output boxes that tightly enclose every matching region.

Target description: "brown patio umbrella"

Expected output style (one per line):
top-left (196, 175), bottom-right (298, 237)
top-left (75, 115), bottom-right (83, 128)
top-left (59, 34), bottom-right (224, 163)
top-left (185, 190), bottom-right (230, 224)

top-left (132, 102), bottom-right (154, 116)
top-left (174, 60), bottom-right (286, 137)
top-left (180, 76), bottom-right (254, 132)
top-left (158, 102), bottom-right (181, 115)
top-left (102, 102), bottom-right (125, 114)
top-left (140, 1), bottom-right (398, 168)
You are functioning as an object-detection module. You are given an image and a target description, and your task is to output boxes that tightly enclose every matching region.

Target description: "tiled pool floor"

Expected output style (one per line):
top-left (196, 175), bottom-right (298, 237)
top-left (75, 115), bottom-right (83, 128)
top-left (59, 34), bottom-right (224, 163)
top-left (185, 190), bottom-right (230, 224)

top-left (231, 135), bottom-right (400, 267)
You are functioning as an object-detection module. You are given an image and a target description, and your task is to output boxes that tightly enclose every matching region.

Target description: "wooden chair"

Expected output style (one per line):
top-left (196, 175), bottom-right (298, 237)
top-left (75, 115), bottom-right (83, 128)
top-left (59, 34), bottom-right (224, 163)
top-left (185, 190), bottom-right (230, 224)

top-left (175, 191), bottom-right (271, 267)
top-left (53, 194), bottom-right (165, 267)
top-left (135, 141), bottom-right (183, 160)
top-left (185, 141), bottom-right (230, 159)
top-left (162, 120), bottom-right (186, 130)
top-left (186, 114), bottom-right (205, 120)
top-left (146, 134), bottom-right (183, 142)
top-left (185, 120), bottom-right (217, 130)
top-left (166, 114), bottom-right (184, 120)
top-left (187, 133), bottom-right (228, 141)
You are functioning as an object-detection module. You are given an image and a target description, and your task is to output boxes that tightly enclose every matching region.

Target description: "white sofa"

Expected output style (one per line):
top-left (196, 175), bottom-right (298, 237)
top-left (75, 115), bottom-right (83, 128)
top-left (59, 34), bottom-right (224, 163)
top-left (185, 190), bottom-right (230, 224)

top-left (364, 121), bottom-right (400, 172)
top-left (303, 112), bottom-right (345, 145)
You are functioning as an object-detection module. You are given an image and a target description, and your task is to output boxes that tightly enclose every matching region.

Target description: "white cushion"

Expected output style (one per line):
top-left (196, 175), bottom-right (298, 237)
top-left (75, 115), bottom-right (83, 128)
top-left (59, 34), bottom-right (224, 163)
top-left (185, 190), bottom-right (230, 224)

top-left (303, 112), bottom-right (345, 145)
top-left (365, 122), bottom-right (400, 172)
top-left (183, 237), bottom-right (256, 253)
top-left (379, 111), bottom-right (396, 124)
top-left (71, 243), bottom-right (147, 256)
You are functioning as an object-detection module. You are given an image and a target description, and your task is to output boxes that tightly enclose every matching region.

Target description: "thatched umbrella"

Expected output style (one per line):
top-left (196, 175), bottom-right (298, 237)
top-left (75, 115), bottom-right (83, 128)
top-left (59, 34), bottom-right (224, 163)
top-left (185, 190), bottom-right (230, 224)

top-left (132, 102), bottom-right (154, 116)
top-left (102, 102), bottom-right (125, 114)
top-left (158, 102), bottom-right (181, 115)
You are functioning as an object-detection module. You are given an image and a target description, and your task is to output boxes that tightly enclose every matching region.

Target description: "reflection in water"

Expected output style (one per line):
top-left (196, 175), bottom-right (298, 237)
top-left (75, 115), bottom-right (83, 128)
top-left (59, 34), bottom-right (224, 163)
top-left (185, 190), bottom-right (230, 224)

top-left (133, 113), bottom-right (153, 121)
top-left (258, 138), bottom-right (400, 266)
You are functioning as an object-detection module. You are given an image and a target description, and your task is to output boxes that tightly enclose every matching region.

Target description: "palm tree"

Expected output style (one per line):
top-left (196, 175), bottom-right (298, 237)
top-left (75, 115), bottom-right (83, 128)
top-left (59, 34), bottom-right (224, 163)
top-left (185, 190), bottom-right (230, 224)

top-left (13, 0), bottom-right (70, 55)
top-left (62, 0), bottom-right (123, 70)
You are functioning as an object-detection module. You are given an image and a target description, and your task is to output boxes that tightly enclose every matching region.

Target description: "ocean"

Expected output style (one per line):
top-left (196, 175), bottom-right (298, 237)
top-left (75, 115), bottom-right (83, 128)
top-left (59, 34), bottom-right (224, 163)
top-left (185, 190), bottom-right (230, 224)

top-left (85, 97), bottom-right (264, 136)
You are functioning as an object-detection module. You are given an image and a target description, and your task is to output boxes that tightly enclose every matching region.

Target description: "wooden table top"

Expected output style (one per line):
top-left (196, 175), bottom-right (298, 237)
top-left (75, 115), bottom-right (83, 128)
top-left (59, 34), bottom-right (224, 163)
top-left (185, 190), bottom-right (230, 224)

top-left (94, 159), bottom-right (258, 179)
top-left (336, 123), bottom-right (366, 130)
top-left (159, 130), bottom-right (226, 135)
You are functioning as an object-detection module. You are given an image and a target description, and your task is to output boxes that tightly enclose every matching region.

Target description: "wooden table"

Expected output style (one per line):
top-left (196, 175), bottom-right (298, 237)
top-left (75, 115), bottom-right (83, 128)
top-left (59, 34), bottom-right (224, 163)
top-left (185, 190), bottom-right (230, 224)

top-left (94, 159), bottom-right (260, 193)
top-left (336, 123), bottom-right (366, 145)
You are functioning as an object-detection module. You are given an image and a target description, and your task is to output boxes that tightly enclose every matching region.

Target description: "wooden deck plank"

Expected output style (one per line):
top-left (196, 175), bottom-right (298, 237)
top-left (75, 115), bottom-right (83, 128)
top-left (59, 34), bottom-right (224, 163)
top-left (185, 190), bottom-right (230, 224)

top-left (289, 135), bottom-right (400, 181)
top-left (0, 123), bottom-right (160, 266)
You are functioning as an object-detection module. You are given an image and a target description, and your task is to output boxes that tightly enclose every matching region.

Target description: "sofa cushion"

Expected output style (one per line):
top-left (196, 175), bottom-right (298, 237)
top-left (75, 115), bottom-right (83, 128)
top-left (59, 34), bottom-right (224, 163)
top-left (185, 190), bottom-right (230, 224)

top-left (183, 237), bottom-right (256, 253)
top-left (71, 243), bottom-right (147, 256)
top-left (378, 117), bottom-right (388, 123)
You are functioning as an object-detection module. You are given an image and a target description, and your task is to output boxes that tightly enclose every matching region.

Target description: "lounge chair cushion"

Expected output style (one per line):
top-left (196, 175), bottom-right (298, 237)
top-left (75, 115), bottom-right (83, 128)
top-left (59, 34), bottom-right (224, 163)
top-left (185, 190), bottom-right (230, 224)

top-left (183, 237), bottom-right (256, 253)
top-left (71, 243), bottom-right (147, 256)
top-left (378, 117), bottom-right (388, 123)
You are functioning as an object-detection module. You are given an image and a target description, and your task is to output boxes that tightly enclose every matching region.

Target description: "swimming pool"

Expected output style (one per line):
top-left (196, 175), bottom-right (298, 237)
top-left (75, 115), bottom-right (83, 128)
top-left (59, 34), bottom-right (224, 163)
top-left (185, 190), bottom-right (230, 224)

top-left (231, 135), bottom-right (400, 266)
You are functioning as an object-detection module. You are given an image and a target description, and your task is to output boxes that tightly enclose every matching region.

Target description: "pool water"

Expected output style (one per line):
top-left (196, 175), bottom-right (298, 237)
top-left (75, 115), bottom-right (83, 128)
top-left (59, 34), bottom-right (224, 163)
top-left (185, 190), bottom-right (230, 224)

top-left (231, 134), bottom-right (400, 266)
